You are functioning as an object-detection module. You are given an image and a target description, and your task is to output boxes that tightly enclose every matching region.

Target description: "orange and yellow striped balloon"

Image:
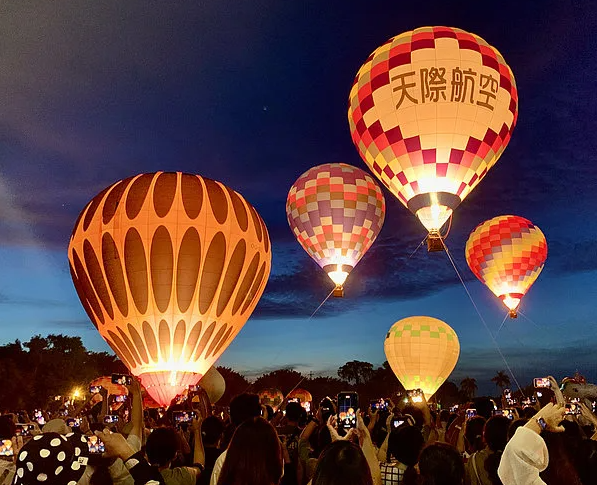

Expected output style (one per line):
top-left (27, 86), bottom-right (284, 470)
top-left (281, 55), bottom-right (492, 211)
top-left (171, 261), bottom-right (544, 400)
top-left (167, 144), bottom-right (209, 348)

top-left (465, 215), bottom-right (547, 316)
top-left (384, 316), bottom-right (460, 400)
top-left (69, 172), bottom-right (271, 406)
top-left (348, 26), bottom-right (518, 233)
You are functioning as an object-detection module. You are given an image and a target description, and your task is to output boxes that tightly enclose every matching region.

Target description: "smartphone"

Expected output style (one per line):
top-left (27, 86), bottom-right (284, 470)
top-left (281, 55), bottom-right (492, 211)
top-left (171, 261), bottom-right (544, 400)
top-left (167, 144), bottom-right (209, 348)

top-left (465, 408), bottom-right (477, 419)
top-left (90, 385), bottom-right (102, 394)
top-left (104, 415), bottom-right (119, 424)
top-left (114, 395), bottom-right (128, 403)
top-left (0, 440), bottom-right (13, 457)
top-left (370, 400), bottom-right (379, 412)
top-left (407, 389), bottom-right (424, 403)
top-left (15, 425), bottom-right (29, 437)
top-left (173, 411), bottom-right (197, 423)
top-left (565, 403), bottom-right (581, 415)
top-left (111, 374), bottom-right (132, 386)
top-left (592, 401), bottom-right (596, 414)
top-left (66, 418), bottom-right (82, 428)
top-left (85, 435), bottom-right (105, 454)
top-left (534, 377), bottom-right (551, 388)
top-left (503, 409), bottom-right (515, 420)
top-left (288, 398), bottom-right (301, 404)
top-left (321, 397), bottom-right (334, 423)
top-left (188, 385), bottom-right (199, 392)
top-left (503, 388), bottom-right (512, 399)
top-left (391, 418), bottom-right (405, 429)
top-left (337, 392), bottom-right (358, 429)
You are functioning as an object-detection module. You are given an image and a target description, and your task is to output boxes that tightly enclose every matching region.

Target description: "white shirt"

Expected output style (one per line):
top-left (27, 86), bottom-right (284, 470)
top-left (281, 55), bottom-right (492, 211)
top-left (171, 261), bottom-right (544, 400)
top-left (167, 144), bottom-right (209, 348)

top-left (209, 450), bottom-right (227, 485)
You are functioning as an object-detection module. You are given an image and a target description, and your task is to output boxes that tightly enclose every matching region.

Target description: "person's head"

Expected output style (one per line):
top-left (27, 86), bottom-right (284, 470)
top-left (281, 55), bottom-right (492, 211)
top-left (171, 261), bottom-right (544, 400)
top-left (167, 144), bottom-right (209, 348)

top-left (483, 416), bottom-right (510, 452)
top-left (464, 416), bottom-right (486, 454)
top-left (541, 430), bottom-right (583, 485)
top-left (402, 405), bottom-right (425, 428)
top-left (388, 425), bottom-right (424, 485)
top-left (265, 405), bottom-right (274, 421)
top-left (229, 393), bottom-right (261, 428)
top-left (217, 417), bottom-right (283, 485)
top-left (0, 415), bottom-right (15, 440)
top-left (146, 427), bottom-right (180, 467)
top-left (472, 397), bottom-right (495, 420)
top-left (310, 424), bottom-right (332, 459)
top-left (439, 409), bottom-right (451, 425)
top-left (313, 440), bottom-right (373, 485)
top-left (285, 402), bottom-right (302, 423)
top-left (507, 418), bottom-right (528, 441)
top-left (202, 416), bottom-right (224, 447)
top-left (419, 442), bottom-right (464, 485)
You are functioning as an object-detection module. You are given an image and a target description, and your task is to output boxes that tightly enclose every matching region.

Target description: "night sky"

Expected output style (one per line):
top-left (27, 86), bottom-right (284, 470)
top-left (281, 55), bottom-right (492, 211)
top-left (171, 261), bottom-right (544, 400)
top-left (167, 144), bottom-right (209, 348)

top-left (1, 0), bottom-right (596, 395)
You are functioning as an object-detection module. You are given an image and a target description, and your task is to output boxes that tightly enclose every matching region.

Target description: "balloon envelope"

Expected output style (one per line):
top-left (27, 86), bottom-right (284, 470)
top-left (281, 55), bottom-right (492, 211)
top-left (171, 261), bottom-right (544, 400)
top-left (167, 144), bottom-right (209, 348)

top-left (384, 316), bottom-right (460, 400)
top-left (89, 376), bottom-right (128, 397)
top-left (287, 163), bottom-right (385, 289)
top-left (198, 367), bottom-right (225, 404)
top-left (69, 172), bottom-right (271, 407)
top-left (259, 388), bottom-right (284, 411)
top-left (465, 215), bottom-right (547, 314)
top-left (287, 388), bottom-right (312, 403)
top-left (348, 26), bottom-right (518, 232)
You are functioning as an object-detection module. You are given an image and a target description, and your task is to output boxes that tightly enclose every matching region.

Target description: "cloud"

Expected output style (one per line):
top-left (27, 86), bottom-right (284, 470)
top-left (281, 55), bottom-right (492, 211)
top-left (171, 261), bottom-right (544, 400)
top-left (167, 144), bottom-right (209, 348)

top-left (0, 294), bottom-right (68, 308)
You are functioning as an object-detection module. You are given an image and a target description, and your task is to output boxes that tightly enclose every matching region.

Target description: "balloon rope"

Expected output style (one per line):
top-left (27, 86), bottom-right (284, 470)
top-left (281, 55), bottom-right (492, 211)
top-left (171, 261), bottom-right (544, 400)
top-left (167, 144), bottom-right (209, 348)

top-left (285, 377), bottom-right (306, 398)
top-left (495, 313), bottom-right (510, 338)
top-left (408, 236), bottom-right (427, 259)
top-left (308, 288), bottom-right (336, 320)
top-left (441, 238), bottom-right (526, 397)
top-left (517, 310), bottom-right (541, 329)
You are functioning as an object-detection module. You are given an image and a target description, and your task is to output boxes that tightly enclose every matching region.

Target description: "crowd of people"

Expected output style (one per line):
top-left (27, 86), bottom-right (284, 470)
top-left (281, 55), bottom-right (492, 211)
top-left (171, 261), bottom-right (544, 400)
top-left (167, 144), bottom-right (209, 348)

top-left (0, 375), bottom-right (596, 485)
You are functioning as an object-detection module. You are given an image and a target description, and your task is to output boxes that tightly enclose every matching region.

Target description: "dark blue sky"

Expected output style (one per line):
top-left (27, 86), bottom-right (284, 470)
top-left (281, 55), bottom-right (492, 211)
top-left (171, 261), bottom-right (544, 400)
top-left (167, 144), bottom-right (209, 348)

top-left (0, 0), bottom-right (596, 394)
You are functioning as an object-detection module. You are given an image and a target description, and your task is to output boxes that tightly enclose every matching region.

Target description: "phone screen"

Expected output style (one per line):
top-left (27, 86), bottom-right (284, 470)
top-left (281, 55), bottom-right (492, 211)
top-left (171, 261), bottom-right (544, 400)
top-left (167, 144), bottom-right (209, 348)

top-left (565, 403), bottom-right (580, 415)
top-left (104, 415), bottom-right (119, 424)
top-left (392, 418), bottom-right (405, 428)
top-left (90, 386), bottom-right (102, 394)
top-left (114, 395), bottom-right (127, 403)
top-left (466, 408), bottom-right (477, 419)
top-left (173, 411), bottom-right (197, 423)
top-left (0, 440), bottom-right (13, 457)
top-left (337, 393), bottom-right (358, 429)
top-left (111, 374), bottom-right (132, 386)
top-left (534, 377), bottom-right (551, 388)
top-left (86, 435), bottom-right (105, 454)
top-left (66, 418), bottom-right (82, 428)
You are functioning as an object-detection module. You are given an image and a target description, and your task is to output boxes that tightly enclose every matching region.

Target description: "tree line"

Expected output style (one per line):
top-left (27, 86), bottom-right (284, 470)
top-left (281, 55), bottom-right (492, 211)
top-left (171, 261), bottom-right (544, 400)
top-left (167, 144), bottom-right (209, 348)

top-left (0, 335), bottom-right (513, 410)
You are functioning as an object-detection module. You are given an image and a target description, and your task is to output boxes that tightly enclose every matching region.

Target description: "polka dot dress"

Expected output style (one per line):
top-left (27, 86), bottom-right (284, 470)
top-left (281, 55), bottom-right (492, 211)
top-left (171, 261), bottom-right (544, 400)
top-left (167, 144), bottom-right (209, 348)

top-left (13, 432), bottom-right (89, 485)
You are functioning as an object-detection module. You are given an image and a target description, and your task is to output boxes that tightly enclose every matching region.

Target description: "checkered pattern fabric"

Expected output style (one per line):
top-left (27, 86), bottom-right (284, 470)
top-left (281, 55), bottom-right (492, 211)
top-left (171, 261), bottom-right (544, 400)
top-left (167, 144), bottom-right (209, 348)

top-left (381, 462), bottom-right (406, 485)
top-left (384, 316), bottom-right (460, 399)
top-left (286, 163), bottom-right (385, 269)
top-left (465, 215), bottom-right (548, 311)
top-left (348, 26), bottom-right (518, 223)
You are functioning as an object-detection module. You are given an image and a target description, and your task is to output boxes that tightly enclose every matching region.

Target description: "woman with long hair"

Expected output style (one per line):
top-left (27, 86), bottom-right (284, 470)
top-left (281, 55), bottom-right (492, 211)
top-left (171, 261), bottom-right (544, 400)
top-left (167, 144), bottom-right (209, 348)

top-left (312, 440), bottom-right (373, 485)
top-left (217, 417), bottom-right (283, 485)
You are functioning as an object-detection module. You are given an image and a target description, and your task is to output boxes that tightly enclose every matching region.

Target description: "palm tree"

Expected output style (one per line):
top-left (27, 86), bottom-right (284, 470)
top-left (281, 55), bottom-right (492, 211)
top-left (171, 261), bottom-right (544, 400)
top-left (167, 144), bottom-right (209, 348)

top-left (460, 377), bottom-right (478, 400)
top-left (491, 371), bottom-right (511, 391)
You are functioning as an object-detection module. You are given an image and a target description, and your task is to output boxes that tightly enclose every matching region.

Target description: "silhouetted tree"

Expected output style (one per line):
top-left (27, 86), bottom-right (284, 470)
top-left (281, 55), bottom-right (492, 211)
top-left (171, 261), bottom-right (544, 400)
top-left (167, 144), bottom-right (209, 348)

top-left (460, 377), bottom-right (478, 401)
top-left (337, 361), bottom-right (374, 386)
top-left (491, 371), bottom-right (511, 391)
top-left (253, 368), bottom-right (304, 395)
top-left (216, 366), bottom-right (250, 405)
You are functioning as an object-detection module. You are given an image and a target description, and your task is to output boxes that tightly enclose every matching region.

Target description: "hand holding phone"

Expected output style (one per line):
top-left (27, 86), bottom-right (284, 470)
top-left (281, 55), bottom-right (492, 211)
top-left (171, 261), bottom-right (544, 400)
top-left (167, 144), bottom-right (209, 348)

top-left (86, 435), bottom-right (105, 454)
top-left (534, 377), bottom-right (551, 388)
top-left (112, 374), bottom-right (133, 386)
top-left (104, 415), bottom-right (119, 424)
top-left (465, 408), bottom-right (477, 420)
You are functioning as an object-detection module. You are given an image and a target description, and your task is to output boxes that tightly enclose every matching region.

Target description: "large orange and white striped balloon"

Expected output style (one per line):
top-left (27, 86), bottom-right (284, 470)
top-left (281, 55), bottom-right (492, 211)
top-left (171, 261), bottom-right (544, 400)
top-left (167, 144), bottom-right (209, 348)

top-left (348, 26), bottom-right (518, 233)
top-left (465, 215), bottom-right (547, 316)
top-left (69, 172), bottom-right (271, 406)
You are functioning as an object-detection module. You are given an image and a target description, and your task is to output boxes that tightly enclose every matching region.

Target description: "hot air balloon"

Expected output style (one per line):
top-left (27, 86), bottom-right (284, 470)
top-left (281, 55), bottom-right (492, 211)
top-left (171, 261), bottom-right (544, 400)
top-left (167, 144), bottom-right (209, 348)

top-left (198, 366), bottom-right (226, 404)
top-left (384, 316), bottom-right (460, 400)
top-left (465, 215), bottom-right (547, 318)
top-left (69, 172), bottom-right (271, 407)
top-left (287, 163), bottom-right (385, 296)
top-left (259, 388), bottom-right (284, 411)
top-left (348, 26), bottom-right (518, 250)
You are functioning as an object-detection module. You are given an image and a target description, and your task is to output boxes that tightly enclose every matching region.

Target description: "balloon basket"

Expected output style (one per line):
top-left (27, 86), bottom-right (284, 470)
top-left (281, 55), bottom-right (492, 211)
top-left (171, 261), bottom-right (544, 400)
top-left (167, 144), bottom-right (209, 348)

top-left (427, 232), bottom-right (444, 252)
top-left (508, 310), bottom-right (518, 319)
top-left (333, 285), bottom-right (344, 297)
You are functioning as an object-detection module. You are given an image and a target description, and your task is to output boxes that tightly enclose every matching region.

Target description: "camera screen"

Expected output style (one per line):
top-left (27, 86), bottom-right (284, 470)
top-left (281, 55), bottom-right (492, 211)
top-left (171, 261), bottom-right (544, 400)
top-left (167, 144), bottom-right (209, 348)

top-left (0, 440), bottom-right (13, 457)
top-left (86, 435), bottom-right (105, 454)
top-left (338, 394), bottom-right (357, 429)
top-left (534, 377), bottom-right (551, 388)
top-left (173, 411), bottom-right (196, 423)
top-left (114, 395), bottom-right (127, 403)
top-left (104, 415), bottom-right (119, 424)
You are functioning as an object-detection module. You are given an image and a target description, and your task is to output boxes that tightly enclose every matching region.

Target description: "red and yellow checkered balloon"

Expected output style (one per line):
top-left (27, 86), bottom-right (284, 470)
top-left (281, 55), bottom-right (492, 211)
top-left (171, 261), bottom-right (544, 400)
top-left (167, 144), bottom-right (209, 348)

top-left (384, 316), bottom-right (460, 400)
top-left (286, 163), bottom-right (385, 290)
top-left (465, 215), bottom-right (547, 315)
top-left (348, 27), bottom-right (518, 233)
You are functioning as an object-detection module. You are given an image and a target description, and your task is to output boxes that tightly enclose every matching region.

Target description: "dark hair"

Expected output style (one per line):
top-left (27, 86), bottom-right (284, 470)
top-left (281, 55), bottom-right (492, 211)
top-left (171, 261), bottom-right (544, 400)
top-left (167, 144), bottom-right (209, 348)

top-left (146, 428), bottom-right (180, 467)
top-left (402, 405), bottom-right (425, 428)
top-left (388, 426), bottom-right (424, 485)
top-left (285, 402), bottom-right (302, 423)
top-left (202, 416), bottom-right (224, 446)
top-left (217, 417), bottom-right (282, 485)
top-left (439, 410), bottom-right (451, 422)
top-left (0, 415), bottom-right (15, 440)
top-left (312, 441), bottom-right (373, 485)
top-left (229, 393), bottom-right (261, 428)
top-left (540, 430), bottom-right (583, 485)
top-left (483, 416), bottom-right (510, 485)
top-left (419, 442), bottom-right (464, 485)
top-left (265, 405), bottom-right (274, 421)
top-left (464, 416), bottom-right (486, 454)
top-left (507, 418), bottom-right (528, 441)
top-left (473, 398), bottom-right (495, 420)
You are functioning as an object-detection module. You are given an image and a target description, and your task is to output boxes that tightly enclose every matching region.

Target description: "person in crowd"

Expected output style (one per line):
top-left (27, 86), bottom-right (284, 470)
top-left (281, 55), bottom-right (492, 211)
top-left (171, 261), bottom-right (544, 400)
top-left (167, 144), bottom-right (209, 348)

top-left (419, 442), bottom-right (465, 485)
top-left (198, 417), bottom-right (224, 485)
top-left (216, 417), bottom-right (283, 485)
top-left (210, 393), bottom-right (262, 485)
top-left (0, 415), bottom-right (15, 485)
top-left (380, 424), bottom-right (424, 485)
top-left (312, 441), bottom-right (373, 485)
top-left (322, 411), bottom-right (381, 485)
top-left (461, 417), bottom-right (486, 458)
top-left (145, 417), bottom-right (204, 485)
top-left (464, 415), bottom-right (510, 485)
top-left (498, 402), bottom-right (566, 485)
top-left (278, 402), bottom-right (304, 485)
top-left (298, 407), bottom-right (332, 485)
